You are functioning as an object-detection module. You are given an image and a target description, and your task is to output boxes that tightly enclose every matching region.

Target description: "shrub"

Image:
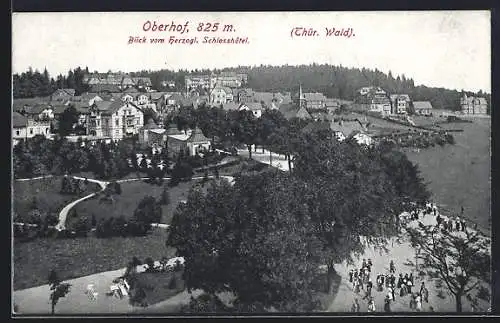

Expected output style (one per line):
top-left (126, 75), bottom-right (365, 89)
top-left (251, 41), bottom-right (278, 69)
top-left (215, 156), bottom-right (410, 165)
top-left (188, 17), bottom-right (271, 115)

top-left (73, 216), bottom-right (90, 237)
top-left (145, 257), bottom-right (155, 272)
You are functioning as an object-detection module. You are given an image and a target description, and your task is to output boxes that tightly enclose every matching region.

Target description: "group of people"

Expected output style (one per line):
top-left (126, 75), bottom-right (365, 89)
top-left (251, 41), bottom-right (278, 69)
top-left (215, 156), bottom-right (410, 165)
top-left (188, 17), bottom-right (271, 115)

top-left (350, 258), bottom-right (431, 313)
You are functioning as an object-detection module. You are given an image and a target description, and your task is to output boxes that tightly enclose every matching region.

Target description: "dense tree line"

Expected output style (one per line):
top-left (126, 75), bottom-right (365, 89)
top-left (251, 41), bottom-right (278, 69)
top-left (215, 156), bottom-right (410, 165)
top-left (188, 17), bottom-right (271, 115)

top-left (13, 67), bottom-right (90, 98)
top-left (12, 135), bottom-right (139, 179)
top-left (167, 124), bottom-right (431, 311)
top-left (134, 64), bottom-right (490, 113)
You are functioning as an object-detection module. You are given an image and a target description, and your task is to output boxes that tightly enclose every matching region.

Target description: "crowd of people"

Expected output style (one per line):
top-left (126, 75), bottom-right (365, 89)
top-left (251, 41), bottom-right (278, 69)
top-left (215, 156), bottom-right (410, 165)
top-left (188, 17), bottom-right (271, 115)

top-left (348, 202), bottom-right (482, 313)
top-left (349, 258), bottom-right (430, 313)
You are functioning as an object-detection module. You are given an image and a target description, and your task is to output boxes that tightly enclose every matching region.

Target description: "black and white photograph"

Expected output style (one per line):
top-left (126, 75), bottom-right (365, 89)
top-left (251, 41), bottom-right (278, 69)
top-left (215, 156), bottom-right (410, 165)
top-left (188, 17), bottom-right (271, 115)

top-left (11, 10), bottom-right (492, 315)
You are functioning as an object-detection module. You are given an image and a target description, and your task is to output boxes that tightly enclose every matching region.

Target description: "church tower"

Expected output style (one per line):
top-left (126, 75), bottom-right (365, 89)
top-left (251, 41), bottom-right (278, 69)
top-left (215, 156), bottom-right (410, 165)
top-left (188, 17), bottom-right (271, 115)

top-left (299, 83), bottom-right (306, 109)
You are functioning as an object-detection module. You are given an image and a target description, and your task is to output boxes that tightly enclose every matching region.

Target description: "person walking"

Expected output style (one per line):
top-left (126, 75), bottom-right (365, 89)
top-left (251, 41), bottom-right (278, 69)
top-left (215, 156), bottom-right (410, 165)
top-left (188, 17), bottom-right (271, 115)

top-left (387, 286), bottom-right (393, 301)
top-left (416, 294), bottom-right (422, 312)
top-left (367, 278), bottom-right (373, 294)
top-left (391, 283), bottom-right (396, 301)
top-left (397, 273), bottom-right (403, 288)
top-left (384, 295), bottom-right (391, 312)
top-left (456, 220), bottom-right (461, 231)
top-left (351, 299), bottom-right (360, 312)
top-left (362, 259), bottom-right (367, 270)
top-left (354, 278), bottom-right (360, 294)
top-left (390, 260), bottom-right (395, 274)
top-left (367, 298), bottom-right (376, 312)
top-left (400, 283), bottom-right (407, 297)
top-left (409, 293), bottom-right (415, 310)
top-left (422, 286), bottom-right (429, 303)
top-left (407, 276), bottom-right (413, 294)
top-left (349, 270), bottom-right (353, 283)
top-left (461, 220), bottom-right (467, 232)
top-left (385, 274), bottom-right (390, 288)
top-left (367, 258), bottom-right (373, 272)
top-left (420, 282), bottom-right (426, 295)
top-left (380, 274), bottom-right (385, 288)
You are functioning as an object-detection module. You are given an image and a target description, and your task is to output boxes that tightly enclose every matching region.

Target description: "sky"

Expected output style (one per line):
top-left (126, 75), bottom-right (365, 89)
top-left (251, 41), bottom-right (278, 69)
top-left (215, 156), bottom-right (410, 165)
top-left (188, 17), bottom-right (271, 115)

top-left (12, 11), bottom-right (491, 93)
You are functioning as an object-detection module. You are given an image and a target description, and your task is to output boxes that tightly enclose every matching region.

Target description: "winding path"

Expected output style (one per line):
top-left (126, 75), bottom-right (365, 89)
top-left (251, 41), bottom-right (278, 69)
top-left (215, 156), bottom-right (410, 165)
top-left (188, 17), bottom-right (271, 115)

top-left (55, 175), bottom-right (235, 231)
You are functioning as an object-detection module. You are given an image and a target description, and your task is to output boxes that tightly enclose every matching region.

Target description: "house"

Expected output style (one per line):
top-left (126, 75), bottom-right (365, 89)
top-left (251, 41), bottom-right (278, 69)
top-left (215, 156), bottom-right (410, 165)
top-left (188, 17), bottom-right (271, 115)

top-left (132, 77), bottom-right (152, 92)
top-left (239, 102), bottom-right (263, 118)
top-left (413, 101), bottom-right (433, 116)
top-left (214, 71), bottom-right (247, 88)
top-left (185, 74), bottom-right (214, 93)
top-left (90, 84), bottom-right (122, 94)
top-left (330, 120), bottom-right (366, 142)
top-left (166, 127), bottom-right (212, 158)
top-left (460, 93), bottom-right (488, 115)
top-left (325, 99), bottom-right (340, 114)
top-left (210, 87), bottom-right (233, 105)
top-left (136, 93), bottom-right (150, 105)
top-left (12, 111), bottom-right (51, 144)
top-left (370, 95), bottom-right (392, 116)
top-left (351, 132), bottom-right (374, 146)
top-left (22, 104), bottom-right (55, 121)
top-left (67, 93), bottom-right (103, 106)
top-left (86, 100), bottom-right (144, 140)
top-left (235, 88), bottom-right (254, 104)
top-left (390, 94), bottom-right (411, 114)
top-left (310, 112), bottom-right (330, 122)
top-left (51, 88), bottom-right (76, 103)
top-left (138, 119), bottom-right (166, 148)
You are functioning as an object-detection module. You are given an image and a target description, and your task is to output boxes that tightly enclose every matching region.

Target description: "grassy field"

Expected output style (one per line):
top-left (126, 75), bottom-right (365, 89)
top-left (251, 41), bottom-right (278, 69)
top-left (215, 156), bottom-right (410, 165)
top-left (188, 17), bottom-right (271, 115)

top-left (13, 176), bottom-right (101, 220)
top-left (405, 118), bottom-right (491, 232)
top-left (72, 179), bottom-right (217, 225)
top-left (132, 270), bottom-right (185, 307)
top-left (13, 228), bottom-right (176, 290)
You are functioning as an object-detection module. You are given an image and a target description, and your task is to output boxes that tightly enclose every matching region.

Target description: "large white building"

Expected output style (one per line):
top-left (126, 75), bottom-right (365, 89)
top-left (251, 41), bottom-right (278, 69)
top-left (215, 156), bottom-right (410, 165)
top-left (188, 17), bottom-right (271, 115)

top-left (86, 100), bottom-right (144, 141)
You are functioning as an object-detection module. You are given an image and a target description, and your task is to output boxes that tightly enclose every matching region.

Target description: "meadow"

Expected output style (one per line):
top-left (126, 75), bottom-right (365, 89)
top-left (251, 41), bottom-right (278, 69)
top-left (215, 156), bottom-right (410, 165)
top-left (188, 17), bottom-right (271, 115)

top-left (405, 118), bottom-right (491, 232)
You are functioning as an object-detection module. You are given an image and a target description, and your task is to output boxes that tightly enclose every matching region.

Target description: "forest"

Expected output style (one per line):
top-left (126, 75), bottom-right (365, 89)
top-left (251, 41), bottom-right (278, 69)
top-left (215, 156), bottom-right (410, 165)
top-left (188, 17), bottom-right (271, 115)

top-left (13, 64), bottom-right (490, 113)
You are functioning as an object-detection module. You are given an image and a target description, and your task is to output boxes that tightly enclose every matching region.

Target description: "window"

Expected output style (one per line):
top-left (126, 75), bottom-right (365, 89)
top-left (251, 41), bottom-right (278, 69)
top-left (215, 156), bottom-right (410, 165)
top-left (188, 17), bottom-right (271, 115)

top-left (29, 128), bottom-right (33, 135)
top-left (97, 120), bottom-right (100, 126)
top-left (116, 112), bottom-right (119, 116)
top-left (115, 119), bottom-right (119, 126)
top-left (16, 130), bottom-right (19, 136)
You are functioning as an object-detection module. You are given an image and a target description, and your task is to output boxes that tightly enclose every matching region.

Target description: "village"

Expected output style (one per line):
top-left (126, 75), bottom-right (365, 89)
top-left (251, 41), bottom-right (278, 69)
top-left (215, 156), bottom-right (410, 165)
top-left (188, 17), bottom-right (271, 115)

top-left (12, 70), bottom-right (489, 151)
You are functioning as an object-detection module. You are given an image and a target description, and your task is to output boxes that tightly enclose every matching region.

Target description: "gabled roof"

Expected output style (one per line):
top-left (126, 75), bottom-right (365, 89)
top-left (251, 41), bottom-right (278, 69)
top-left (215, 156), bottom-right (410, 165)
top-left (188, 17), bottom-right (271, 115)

top-left (187, 128), bottom-right (210, 143)
top-left (52, 105), bottom-right (68, 115)
top-left (90, 84), bottom-right (121, 93)
top-left (325, 99), bottom-right (340, 107)
top-left (330, 121), bottom-right (365, 137)
top-left (24, 104), bottom-right (52, 115)
top-left (122, 87), bottom-right (140, 94)
top-left (149, 92), bottom-right (167, 101)
top-left (52, 88), bottom-right (76, 96)
top-left (13, 112), bottom-right (28, 128)
top-left (295, 106), bottom-right (312, 119)
top-left (390, 94), bottom-right (411, 102)
top-left (303, 92), bottom-right (327, 101)
top-left (241, 102), bottom-right (262, 111)
top-left (413, 101), bottom-right (433, 110)
top-left (301, 121), bottom-right (331, 134)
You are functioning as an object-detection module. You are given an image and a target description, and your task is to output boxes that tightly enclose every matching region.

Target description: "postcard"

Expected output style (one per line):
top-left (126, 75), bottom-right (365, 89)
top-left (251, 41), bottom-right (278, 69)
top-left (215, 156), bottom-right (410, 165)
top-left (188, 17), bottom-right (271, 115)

top-left (12, 11), bottom-right (492, 316)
